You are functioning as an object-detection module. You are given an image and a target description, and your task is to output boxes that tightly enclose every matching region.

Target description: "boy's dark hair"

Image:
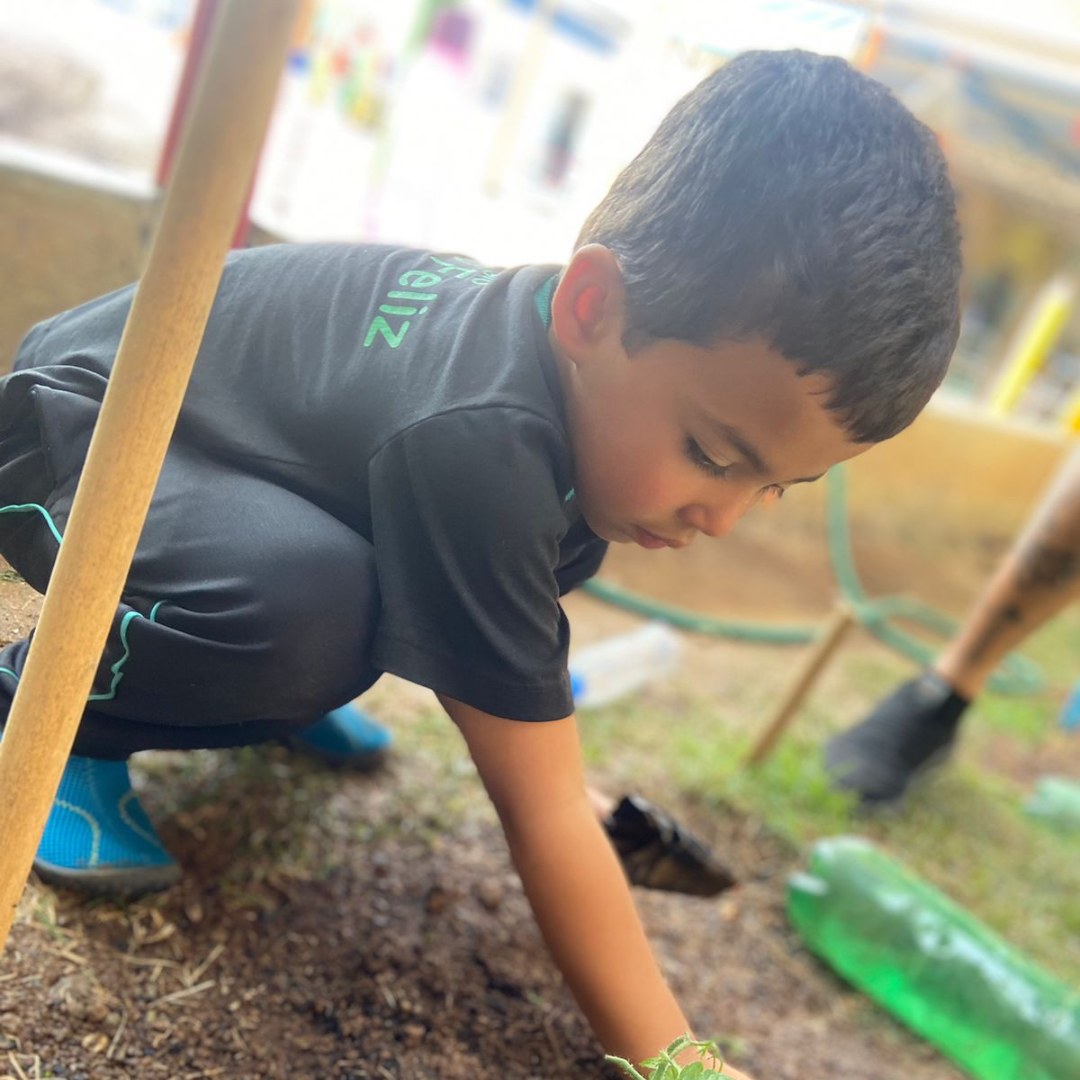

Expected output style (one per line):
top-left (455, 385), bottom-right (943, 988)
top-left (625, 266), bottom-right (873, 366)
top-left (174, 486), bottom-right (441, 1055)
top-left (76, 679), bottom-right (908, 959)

top-left (576, 49), bottom-right (962, 443)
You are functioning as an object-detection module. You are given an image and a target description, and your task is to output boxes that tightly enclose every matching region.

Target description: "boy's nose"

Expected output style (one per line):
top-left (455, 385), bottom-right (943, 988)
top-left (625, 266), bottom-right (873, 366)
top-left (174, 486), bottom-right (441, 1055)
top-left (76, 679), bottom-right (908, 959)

top-left (681, 493), bottom-right (752, 539)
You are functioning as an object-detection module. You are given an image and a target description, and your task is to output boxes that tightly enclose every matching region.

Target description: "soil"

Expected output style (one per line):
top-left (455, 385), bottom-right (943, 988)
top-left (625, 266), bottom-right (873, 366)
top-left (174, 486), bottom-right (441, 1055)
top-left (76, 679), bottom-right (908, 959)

top-left (0, 558), bottom-right (983, 1080)
top-left (4, 761), bottom-right (966, 1080)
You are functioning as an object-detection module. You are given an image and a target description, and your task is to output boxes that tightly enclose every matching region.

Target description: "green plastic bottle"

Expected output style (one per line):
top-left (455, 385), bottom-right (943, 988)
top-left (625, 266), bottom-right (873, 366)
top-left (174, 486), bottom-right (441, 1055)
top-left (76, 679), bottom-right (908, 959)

top-left (787, 836), bottom-right (1080, 1080)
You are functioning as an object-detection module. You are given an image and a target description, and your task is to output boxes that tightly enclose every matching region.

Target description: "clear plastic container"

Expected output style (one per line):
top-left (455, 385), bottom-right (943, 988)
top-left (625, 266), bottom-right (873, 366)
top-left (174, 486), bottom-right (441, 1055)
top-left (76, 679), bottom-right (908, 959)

top-left (569, 623), bottom-right (681, 709)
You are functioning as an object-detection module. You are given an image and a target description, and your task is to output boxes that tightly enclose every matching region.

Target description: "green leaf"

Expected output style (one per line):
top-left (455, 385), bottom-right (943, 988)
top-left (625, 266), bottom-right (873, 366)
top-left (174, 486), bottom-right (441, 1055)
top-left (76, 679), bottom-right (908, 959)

top-left (609, 1034), bottom-right (730, 1080)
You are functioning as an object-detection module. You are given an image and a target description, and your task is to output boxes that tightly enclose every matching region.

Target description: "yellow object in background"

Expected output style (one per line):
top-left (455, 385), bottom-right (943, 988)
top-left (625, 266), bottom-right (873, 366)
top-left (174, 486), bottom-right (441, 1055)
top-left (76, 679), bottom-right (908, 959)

top-left (989, 276), bottom-right (1076, 416)
top-left (1060, 385), bottom-right (1080, 434)
top-left (308, 46), bottom-right (333, 104)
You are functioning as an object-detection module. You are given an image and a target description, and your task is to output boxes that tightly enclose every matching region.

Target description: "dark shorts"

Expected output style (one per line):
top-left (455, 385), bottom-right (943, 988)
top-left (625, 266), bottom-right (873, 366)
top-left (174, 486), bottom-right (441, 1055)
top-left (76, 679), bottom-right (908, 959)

top-left (0, 367), bottom-right (382, 760)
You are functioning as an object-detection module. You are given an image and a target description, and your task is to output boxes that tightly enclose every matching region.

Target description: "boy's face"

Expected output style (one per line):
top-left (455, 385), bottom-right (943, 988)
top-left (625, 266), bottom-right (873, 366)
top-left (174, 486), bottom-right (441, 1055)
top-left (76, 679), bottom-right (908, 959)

top-left (550, 247), bottom-right (871, 548)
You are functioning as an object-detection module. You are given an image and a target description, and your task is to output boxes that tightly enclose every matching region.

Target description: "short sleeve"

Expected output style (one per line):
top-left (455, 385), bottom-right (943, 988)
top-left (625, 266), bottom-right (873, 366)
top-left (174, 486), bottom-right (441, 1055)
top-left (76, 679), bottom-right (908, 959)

top-left (368, 408), bottom-right (574, 721)
top-left (555, 517), bottom-right (608, 595)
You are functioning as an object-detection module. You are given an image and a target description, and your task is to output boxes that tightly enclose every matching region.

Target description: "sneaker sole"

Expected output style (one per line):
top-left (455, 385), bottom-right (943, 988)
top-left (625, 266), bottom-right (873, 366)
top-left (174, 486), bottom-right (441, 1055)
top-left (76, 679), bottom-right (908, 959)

top-left (32, 857), bottom-right (182, 896)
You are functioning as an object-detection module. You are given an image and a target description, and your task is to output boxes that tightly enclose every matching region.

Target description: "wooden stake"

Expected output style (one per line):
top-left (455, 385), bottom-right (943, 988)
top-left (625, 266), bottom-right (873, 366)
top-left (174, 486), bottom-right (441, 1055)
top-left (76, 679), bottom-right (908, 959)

top-left (0, 0), bottom-right (301, 948)
top-left (746, 603), bottom-right (856, 766)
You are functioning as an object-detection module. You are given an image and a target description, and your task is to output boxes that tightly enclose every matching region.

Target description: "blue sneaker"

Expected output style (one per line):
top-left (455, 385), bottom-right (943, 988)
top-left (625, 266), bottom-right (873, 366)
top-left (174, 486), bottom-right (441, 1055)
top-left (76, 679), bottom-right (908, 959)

top-left (33, 756), bottom-right (181, 895)
top-left (285, 703), bottom-right (392, 769)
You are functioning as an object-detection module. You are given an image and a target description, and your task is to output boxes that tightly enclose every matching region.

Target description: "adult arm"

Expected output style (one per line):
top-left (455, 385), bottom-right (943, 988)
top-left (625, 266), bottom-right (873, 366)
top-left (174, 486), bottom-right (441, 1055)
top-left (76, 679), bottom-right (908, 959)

top-left (936, 445), bottom-right (1080, 698)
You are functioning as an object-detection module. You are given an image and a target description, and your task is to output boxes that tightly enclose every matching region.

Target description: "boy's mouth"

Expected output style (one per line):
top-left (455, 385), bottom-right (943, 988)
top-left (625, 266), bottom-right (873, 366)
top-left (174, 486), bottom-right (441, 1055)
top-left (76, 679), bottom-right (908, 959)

top-left (630, 526), bottom-right (688, 550)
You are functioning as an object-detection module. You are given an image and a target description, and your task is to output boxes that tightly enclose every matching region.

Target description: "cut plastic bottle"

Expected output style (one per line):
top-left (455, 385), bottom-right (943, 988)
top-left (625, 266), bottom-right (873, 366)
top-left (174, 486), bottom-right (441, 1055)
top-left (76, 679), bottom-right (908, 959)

top-left (570, 622), bottom-right (681, 709)
top-left (787, 835), bottom-right (1080, 1080)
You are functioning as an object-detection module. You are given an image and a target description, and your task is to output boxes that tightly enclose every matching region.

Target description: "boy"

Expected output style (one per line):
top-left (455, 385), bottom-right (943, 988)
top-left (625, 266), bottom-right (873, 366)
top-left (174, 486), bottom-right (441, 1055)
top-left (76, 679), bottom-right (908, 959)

top-left (0, 51), bottom-right (960, 1069)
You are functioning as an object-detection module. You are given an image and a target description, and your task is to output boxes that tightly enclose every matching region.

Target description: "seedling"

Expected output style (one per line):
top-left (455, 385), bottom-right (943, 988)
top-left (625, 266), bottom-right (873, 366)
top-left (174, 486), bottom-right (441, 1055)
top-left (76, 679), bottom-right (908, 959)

top-left (606, 1035), bottom-right (726, 1079)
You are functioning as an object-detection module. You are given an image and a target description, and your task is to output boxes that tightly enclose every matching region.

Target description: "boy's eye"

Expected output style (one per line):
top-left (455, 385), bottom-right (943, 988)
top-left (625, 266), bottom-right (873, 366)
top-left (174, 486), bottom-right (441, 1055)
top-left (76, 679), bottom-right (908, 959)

top-left (684, 436), bottom-right (731, 479)
top-left (686, 437), bottom-right (787, 501)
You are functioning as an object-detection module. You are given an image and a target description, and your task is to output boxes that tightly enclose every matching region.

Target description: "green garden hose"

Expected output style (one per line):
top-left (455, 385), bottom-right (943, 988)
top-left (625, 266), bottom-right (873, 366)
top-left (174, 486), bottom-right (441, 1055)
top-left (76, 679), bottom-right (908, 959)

top-left (583, 465), bottom-right (1044, 695)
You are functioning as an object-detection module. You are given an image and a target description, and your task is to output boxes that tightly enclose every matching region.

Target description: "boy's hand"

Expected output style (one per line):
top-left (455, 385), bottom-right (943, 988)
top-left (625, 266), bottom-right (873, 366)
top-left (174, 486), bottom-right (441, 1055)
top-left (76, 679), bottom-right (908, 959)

top-left (438, 694), bottom-right (694, 1065)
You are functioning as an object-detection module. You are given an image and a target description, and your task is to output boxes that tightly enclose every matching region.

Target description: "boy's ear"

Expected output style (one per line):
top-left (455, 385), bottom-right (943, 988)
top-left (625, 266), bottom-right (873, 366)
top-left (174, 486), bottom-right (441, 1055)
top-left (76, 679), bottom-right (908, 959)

top-left (551, 244), bottom-right (626, 361)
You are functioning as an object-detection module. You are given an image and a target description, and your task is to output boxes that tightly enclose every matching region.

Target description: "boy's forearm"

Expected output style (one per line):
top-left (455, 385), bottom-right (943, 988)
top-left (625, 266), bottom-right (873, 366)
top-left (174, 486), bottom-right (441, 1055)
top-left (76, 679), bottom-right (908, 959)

top-left (500, 793), bottom-right (691, 1063)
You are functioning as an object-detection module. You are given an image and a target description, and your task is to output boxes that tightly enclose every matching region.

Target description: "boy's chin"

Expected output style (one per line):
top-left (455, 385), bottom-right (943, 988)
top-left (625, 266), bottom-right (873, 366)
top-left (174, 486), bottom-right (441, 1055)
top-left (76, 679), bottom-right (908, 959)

top-left (589, 518), bottom-right (628, 544)
top-left (575, 506), bottom-right (614, 542)
top-left (577, 505), bottom-right (656, 548)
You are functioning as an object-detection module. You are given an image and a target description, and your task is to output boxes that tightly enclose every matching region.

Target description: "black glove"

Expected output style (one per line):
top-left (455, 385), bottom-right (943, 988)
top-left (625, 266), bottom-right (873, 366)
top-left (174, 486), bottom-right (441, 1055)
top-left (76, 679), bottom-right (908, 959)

top-left (603, 794), bottom-right (737, 897)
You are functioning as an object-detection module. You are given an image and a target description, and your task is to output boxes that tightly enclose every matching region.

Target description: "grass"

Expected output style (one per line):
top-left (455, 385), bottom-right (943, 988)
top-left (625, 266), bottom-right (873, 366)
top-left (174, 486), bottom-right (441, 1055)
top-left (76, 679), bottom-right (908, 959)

top-left (575, 603), bottom-right (1080, 992)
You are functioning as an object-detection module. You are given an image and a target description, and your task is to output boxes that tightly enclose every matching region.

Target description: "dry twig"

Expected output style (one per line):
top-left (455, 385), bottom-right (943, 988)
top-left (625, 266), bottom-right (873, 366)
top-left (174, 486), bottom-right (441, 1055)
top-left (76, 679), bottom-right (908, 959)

top-left (148, 978), bottom-right (217, 1009)
top-left (187, 942), bottom-right (226, 986)
top-left (106, 1009), bottom-right (129, 1060)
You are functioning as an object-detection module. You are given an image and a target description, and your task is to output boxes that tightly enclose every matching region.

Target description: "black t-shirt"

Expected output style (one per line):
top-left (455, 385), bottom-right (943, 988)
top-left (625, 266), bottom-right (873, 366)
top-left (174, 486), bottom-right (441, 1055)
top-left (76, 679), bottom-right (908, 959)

top-left (10, 243), bottom-right (608, 720)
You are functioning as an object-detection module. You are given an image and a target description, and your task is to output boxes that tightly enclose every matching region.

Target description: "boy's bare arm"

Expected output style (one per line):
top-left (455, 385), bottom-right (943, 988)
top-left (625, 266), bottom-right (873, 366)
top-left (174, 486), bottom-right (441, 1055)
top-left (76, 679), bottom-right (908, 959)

top-left (438, 692), bottom-right (694, 1065)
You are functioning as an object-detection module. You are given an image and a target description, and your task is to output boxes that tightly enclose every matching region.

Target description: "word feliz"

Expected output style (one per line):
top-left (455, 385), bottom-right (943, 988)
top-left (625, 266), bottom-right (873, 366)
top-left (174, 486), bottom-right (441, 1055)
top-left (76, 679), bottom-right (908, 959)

top-left (363, 256), bottom-right (497, 349)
